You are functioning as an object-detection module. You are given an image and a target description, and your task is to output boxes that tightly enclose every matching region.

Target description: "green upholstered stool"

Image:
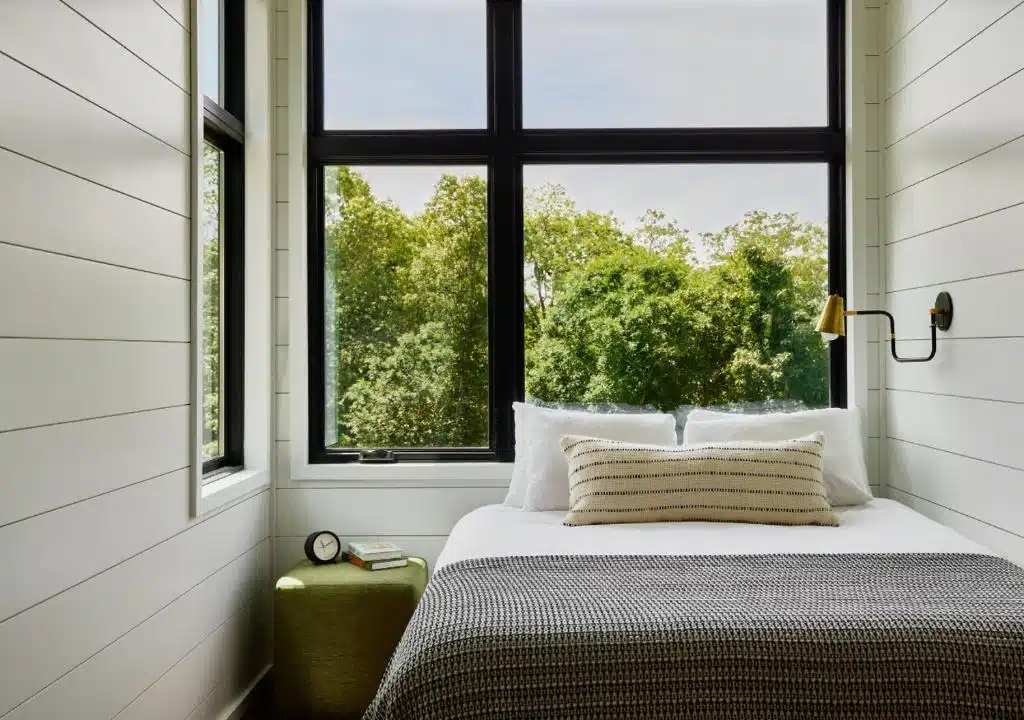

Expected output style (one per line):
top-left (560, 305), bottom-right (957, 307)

top-left (274, 557), bottom-right (428, 719)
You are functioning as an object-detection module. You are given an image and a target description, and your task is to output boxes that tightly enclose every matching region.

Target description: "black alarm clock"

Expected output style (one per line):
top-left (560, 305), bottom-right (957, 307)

top-left (304, 530), bottom-right (341, 565)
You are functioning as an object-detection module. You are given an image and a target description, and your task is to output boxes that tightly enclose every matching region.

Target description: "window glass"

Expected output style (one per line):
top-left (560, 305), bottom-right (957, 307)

top-left (523, 163), bottom-right (830, 411)
top-left (322, 0), bottom-right (486, 129)
top-left (200, 0), bottom-right (223, 103)
top-left (322, 166), bottom-right (489, 448)
top-left (202, 143), bottom-right (225, 461)
top-left (523, 0), bottom-right (827, 128)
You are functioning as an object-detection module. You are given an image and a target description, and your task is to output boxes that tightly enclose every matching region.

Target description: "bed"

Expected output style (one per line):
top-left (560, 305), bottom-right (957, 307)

top-left (365, 500), bottom-right (1024, 719)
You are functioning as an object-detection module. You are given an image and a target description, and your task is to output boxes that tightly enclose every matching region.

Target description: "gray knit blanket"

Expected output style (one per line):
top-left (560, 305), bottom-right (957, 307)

top-left (364, 554), bottom-right (1024, 720)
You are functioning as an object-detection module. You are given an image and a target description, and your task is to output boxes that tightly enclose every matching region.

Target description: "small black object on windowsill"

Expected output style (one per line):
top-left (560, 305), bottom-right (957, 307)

top-left (816, 291), bottom-right (954, 363)
top-left (360, 449), bottom-right (398, 464)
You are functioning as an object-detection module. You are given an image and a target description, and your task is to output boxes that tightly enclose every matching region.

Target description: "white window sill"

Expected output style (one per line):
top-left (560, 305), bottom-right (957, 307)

top-left (290, 460), bottom-right (513, 486)
top-left (197, 468), bottom-right (270, 516)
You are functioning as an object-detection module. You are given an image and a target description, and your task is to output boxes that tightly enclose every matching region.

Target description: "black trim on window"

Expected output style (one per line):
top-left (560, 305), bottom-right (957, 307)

top-left (202, 0), bottom-right (245, 477)
top-left (307, 0), bottom-right (848, 465)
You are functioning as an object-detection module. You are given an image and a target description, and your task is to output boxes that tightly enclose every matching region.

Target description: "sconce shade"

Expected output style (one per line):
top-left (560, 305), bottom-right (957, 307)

top-left (816, 294), bottom-right (846, 341)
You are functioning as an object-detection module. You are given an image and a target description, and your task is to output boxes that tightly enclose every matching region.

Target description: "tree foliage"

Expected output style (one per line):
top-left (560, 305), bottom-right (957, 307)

top-left (321, 168), bottom-right (829, 448)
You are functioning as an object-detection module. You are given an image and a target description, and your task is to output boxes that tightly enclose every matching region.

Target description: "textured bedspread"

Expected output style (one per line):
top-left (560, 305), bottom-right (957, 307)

top-left (363, 554), bottom-right (1024, 720)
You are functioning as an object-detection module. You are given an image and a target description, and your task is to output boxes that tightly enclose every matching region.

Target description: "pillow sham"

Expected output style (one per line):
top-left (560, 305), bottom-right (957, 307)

top-left (560, 432), bottom-right (838, 528)
top-left (504, 402), bottom-right (676, 510)
top-left (683, 408), bottom-right (872, 506)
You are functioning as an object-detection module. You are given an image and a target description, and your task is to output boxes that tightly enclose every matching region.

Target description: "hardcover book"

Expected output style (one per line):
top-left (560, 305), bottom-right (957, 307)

top-left (346, 541), bottom-right (405, 562)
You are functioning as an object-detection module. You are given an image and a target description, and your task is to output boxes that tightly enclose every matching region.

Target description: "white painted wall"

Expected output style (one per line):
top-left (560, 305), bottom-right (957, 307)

top-left (882, 0), bottom-right (1024, 566)
top-left (270, 0), bottom-right (886, 575)
top-left (0, 2), bottom-right (272, 717)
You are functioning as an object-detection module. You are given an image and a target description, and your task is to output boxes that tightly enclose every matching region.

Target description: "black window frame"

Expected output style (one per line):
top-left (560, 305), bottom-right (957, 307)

top-left (306, 0), bottom-right (847, 465)
top-left (201, 0), bottom-right (245, 477)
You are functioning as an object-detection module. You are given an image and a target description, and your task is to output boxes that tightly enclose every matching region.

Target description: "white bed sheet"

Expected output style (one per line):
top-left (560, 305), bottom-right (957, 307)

top-left (435, 498), bottom-right (990, 570)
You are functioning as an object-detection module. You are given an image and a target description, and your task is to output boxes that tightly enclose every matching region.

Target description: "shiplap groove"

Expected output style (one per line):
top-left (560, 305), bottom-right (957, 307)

top-left (0, 403), bottom-right (188, 437)
top-left (5, 542), bottom-right (269, 720)
top-left (0, 144), bottom-right (189, 221)
top-left (0, 493), bottom-right (270, 717)
top-left (0, 476), bottom-right (260, 627)
top-left (56, 0), bottom-right (188, 92)
top-left (0, 54), bottom-right (190, 216)
top-left (0, 50), bottom-right (187, 158)
top-left (886, 67), bottom-right (1024, 152)
top-left (0, 339), bottom-right (189, 433)
top-left (885, 5), bottom-right (1024, 146)
top-left (887, 487), bottom-right (1024, 540)
top-left (887, 435), bottom-right (1024, 476)
top-left (885, 0), bottom-right (949, 51)
top-left (0, 465), bottom-right (189, 532)
top-left (887, 268), bottom-right (1024, 295)
top-left (150, 0), bottom-right (188, 32)
top-left (884, 0), bottom-right (1024, 99)
top-left (0, 241), bottom-right (187, 282)
top-left (0, 243), bottom-right (189, 343)
top-left (887, 199), bottom-right (1024, 246)
top-left (0, 0), bottom-right (188, 151)
top-left (885, 131), bottom-right (1024, 199)
top-left (888, 488), bottom-right (1024, 567)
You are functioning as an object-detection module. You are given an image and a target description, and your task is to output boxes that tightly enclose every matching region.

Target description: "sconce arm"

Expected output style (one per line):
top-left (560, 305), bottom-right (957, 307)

top-left (851, 310), bottom-right (937, 364)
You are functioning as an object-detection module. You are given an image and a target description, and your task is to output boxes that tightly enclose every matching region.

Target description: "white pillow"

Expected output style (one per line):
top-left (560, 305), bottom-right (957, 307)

top-left (504, 403), bottom-right (676, 511)
top-left (683, 408), bottom-right (872, 506)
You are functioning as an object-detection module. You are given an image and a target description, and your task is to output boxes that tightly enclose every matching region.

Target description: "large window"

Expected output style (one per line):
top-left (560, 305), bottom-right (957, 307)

top-left (307, 0), bottom-right (846, 464)
top-left (200, 0), bottom-right (245, 476)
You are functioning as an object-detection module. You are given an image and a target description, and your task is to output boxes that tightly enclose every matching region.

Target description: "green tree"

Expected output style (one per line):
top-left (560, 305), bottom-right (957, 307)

top-left (340, 174), bottom-right (489, 447)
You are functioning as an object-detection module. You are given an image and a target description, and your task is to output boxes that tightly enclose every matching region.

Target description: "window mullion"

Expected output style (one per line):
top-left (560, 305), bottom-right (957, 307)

top-left (487, 0), bottom-right (524, 460)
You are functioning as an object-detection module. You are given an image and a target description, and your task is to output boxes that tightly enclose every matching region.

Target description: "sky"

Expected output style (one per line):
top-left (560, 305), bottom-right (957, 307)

top-left (200, 1), bottom-right (830, 238)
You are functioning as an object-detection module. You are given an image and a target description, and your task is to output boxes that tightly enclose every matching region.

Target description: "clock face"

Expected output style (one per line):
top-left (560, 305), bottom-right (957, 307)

top-left (305, 530), bottom-right (340, 564)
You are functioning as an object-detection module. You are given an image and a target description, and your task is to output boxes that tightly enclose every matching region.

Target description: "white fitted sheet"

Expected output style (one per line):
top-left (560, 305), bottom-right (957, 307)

top-left (435, 498), bottom-right (990, 570)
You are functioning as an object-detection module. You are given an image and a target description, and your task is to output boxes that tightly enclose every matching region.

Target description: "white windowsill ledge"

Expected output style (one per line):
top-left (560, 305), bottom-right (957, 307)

top-left (291, 461), bottom-right (514, 485)
top-left (198, 468), bottom-right (270, 516)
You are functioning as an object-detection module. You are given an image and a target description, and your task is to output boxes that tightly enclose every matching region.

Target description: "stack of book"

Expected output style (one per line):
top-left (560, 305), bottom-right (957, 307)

top-left (343, 541), bottom-right (408, 571)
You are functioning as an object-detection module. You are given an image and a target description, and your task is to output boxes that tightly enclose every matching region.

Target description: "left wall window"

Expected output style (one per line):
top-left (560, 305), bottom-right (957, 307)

top-left (201, 0), bottom-right (244, 477)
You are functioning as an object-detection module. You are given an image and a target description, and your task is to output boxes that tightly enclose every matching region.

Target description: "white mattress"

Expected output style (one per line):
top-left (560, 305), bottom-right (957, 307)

top-left (435, 498), bottom-right (990, 570)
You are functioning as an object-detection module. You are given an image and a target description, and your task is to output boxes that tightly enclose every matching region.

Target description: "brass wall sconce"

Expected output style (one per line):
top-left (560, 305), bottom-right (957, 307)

top-left (816, 292), bottom-right (954, 363)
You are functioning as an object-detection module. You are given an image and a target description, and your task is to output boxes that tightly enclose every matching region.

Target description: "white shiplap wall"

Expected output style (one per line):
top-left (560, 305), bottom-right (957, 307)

top-left (882, 0), bottom-right (1024, 566)
top-left (271, 0), bottom-right (887, 575)
top-left (0, 2), bottom-right (272, 718)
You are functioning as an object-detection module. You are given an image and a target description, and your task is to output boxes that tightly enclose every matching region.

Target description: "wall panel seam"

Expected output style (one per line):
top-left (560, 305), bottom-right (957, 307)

top-left (886, 132), bottom-right (1024, 197)
top-left (0, 537), bottom-right (270, 720)
top-left (0, 145), bottom-right (190, 220)
top-left (0, 465), bottom-right (191, 532)
top-left (887, 486), bottom-right (1024, 539)
top-left (888, 436), bottom-right (1024, 474)
top-left (885, 67), bottom-right (1024, 149)
top-left (884, 0), bottom-right (1024, 100)
top-left (0, 403), bottom-right (190, 437)
top-left (0, 491), bottom-right (270, 628)
top-left (54, 0), bottom-right (190, 94)
top-left (0, 50), bottom-right (189, 157)
top-left (884, 0), bottom-right (950, 52)
top-left (886, 199), bottom-right (1024, 245)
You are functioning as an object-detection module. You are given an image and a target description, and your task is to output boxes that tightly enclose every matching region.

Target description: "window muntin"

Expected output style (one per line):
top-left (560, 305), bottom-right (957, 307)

top-left (321, 166), bottom-right (490, 452)
top-left (307, 0), bottom-right (845, 464)
top-left (522, 0), bottom-right (828, 128)
top-left (322, 0), bottom-right (486, 129)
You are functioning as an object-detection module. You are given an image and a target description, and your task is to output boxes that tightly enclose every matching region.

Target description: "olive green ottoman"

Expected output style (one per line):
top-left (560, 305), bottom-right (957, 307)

top-left (274, 558), bottom-right (428, 719)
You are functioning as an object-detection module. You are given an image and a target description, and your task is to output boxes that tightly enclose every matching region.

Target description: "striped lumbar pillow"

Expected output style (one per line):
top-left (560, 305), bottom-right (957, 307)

top-left (560, 432), bottom-right (838, 527)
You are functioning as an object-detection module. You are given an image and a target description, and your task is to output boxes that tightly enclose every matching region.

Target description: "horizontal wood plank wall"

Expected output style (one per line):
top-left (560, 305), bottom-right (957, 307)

top-left (270, 0), bottom-right (887, 578)
top-left (0, 3), bottom-right (271, 718)
top-left (883, 0), bottom-right (1024, 566)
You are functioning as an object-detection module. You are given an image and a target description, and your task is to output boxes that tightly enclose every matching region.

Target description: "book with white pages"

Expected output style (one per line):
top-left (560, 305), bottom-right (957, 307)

top-left (346, 541), bottom-right (405, 561)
